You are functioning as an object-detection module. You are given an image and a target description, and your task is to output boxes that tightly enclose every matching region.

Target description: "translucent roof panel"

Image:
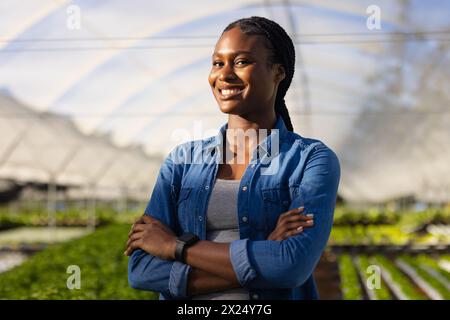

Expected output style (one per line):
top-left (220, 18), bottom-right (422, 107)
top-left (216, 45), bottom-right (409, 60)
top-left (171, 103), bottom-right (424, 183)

top-left (0, 0), bottom-right (449, 203)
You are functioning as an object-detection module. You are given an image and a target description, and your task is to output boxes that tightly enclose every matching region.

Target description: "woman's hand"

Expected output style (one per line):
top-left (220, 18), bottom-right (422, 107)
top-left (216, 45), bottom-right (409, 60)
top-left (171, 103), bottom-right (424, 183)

top-left (267, 207), bottom-right (314, 241)
top-left (124, 215), bottom-right (177, 260)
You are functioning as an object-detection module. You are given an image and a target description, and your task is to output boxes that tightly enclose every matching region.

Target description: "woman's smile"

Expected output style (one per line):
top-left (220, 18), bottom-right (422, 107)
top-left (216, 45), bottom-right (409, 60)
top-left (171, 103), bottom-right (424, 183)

top-left (217, 85), bottom-right (246, 100)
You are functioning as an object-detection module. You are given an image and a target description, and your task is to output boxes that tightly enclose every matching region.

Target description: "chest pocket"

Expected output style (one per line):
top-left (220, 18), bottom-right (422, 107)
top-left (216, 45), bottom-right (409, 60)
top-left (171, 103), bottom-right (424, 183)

top-left (261, 188), bottom-right (292, 232)
top-left (176, 187), bottom-right (193, 232)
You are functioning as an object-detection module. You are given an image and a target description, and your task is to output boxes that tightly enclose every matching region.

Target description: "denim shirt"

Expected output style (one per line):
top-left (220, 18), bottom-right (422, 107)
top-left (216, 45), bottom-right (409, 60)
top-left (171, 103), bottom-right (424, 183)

top-left (128, 116), bottom-right (340, 300)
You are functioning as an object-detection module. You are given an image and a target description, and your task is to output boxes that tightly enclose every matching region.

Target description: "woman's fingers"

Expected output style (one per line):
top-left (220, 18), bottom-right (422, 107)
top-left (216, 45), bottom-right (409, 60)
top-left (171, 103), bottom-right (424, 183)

top-left (279, 208), bottom-right (313, 222)
top-left (284, 212), bottom-right (314, 223)
top-left (277, 207), bottom-right (303, 222)
top-left (128, 215), bottom-right (155, 236)
top-left (125, 216), bottom-right (156, 255)
top-left (134, 215), bottom-right (153, 223)
top-left (281, 207), bottom-right (304, 217)
top-left (277, 216), bottom-right (314, 241)
top-left (124, 237), bottom-right (144, 256)
top-left (126, 231), bottom-right (144, 248)
top-left (268, 224), bottom-right (304, 241)
top-left (128, 223), bottom-right (146, 237)
top-left (282, 227), bottom-right (304, 240)
top-left (135, 216), bottom-right (144, 223)
top-left (286, 220), bottom-right (314, 231)
top-left (129, 216), bottom-right (145, 236)
top-left (267, 208), bottom-right (314, 241)
top-left (281, 214), bottom-right (313, 229)
top-left (141, 215), bottom-right (154, 223)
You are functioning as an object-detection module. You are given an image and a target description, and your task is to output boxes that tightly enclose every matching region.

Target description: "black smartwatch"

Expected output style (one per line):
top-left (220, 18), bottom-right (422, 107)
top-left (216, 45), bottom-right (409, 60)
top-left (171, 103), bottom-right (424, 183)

top-left (175, 233), bottom-right (199, 263)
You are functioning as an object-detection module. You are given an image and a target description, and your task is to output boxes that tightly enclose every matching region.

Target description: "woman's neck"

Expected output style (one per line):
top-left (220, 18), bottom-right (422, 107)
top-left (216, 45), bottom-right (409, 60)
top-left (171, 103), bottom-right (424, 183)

top-left (224, 112), bottom-right (277, 164)
top-left (226, 112), bottom-right (277, 132)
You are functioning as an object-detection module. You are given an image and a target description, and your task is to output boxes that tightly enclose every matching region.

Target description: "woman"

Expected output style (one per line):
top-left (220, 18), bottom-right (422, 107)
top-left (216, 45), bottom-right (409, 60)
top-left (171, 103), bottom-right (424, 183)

top-left (125, 16), bottom-right (340, 300)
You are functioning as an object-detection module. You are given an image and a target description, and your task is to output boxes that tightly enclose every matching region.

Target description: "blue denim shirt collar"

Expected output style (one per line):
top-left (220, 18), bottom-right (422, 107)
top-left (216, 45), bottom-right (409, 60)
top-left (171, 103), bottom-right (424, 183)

top-left (203, 116), bottom-right (289, 161)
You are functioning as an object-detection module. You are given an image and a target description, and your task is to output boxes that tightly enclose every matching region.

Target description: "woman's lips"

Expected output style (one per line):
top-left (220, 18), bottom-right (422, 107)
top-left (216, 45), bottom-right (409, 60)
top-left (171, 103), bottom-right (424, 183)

top-left (218, 87), bottom-right (244, 100)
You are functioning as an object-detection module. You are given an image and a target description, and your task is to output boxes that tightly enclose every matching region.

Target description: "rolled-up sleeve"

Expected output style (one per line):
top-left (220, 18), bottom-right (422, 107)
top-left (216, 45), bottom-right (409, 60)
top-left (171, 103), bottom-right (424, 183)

top-left (229, 238), bottom-right (257, 285)
top-left (229, 143), bottom-right (340, 289)
top-left (128, 147), bottom-right (191, 298)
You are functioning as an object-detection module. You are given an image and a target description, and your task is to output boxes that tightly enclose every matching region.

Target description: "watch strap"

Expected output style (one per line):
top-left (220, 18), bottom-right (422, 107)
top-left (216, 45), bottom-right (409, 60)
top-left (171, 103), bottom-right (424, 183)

top-left (175, 239), bottom-right (186, 262)
top-left (175, 233), bottom-right (199, 263)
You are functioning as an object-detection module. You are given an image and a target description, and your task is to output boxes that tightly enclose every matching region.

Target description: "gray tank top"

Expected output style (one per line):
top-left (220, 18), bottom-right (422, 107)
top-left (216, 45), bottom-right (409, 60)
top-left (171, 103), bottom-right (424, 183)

top-left (191, 178), bottom-right (249, 300)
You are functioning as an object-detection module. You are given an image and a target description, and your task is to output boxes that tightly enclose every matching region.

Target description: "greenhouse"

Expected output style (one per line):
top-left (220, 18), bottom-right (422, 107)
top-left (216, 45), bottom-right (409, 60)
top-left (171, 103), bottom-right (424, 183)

top-left (0, 0), bottom-right (449, 301)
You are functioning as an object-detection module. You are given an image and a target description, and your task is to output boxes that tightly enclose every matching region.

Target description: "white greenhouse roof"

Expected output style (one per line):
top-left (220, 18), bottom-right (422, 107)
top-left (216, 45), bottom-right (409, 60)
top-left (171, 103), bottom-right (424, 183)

top-left (0, 0), bottom-right (449, 203)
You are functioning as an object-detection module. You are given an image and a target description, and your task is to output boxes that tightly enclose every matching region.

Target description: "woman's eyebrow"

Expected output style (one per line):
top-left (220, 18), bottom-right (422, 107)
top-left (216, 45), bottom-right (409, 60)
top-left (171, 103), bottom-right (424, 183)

top-left (212, 50), bottom-right (253, 57)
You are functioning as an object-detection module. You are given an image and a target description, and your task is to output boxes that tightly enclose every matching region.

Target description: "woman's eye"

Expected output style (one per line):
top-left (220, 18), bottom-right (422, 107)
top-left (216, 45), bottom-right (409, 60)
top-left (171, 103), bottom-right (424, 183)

top-left (235, 60), bottom-right (249, 66)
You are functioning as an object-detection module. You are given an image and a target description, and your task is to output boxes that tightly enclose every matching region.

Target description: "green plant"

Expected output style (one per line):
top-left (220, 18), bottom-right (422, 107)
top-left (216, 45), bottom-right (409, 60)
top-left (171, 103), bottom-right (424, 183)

top-left (0, 224), bottom-right (157, 299)
top-left (0, 206), bottom-right (143, 229)
top-left (333, 207), bottom-right (401, 226)
top-left (338, 254), bottom-right (363, 300)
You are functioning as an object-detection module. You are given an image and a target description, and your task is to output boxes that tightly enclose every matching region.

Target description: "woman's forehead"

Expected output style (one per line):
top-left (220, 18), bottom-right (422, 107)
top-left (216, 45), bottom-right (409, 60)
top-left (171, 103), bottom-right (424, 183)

top-left (213, 28), bottom-right (267, 56)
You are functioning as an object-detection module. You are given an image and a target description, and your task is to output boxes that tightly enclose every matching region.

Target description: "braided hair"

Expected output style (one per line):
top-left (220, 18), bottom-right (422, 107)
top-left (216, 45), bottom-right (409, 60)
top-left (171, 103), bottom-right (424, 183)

top-left (223, 16), bottom-right (295, 132)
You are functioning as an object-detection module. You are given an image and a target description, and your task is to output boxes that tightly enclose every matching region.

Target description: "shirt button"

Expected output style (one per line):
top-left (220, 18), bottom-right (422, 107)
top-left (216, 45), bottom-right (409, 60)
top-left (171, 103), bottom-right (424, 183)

top-left (252, 293), bottom-right (259, 299)
top-left (251, 164), bottom-right (256, 168)
top-left (204, 185), bottom-right (209, 190)
top-left (242, 185), bottom-right (248, 191)
top-left (242, 216), bottom-right (248, 223)
top-left (198, 216), bottom-right (203, 222)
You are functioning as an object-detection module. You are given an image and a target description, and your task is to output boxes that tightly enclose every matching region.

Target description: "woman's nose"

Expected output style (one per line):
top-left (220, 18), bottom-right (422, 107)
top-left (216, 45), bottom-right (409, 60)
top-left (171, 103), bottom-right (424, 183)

top-left (218, 64), bottom-right (237, 81)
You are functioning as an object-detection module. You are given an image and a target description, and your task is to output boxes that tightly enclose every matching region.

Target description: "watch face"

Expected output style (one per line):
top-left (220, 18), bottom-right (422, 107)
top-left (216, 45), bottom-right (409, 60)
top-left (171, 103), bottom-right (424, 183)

top-left (178, 233), bottom-right (198, 243)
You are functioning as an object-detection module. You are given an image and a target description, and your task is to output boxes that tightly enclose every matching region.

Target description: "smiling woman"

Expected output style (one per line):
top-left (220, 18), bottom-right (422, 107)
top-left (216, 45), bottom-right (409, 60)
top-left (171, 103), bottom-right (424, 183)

top-left (125, 16), bottom-right (340, 300)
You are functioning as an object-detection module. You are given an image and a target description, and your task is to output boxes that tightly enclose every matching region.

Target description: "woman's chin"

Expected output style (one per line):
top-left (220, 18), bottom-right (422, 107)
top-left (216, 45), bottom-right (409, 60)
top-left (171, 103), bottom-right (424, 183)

top-left (218, 102), bottom-right (245, 115)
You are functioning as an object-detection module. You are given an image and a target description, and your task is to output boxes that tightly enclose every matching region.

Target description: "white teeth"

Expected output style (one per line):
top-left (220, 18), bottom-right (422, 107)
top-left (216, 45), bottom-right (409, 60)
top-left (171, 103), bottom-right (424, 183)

top-left (221, 88), bottom-right (242, 95)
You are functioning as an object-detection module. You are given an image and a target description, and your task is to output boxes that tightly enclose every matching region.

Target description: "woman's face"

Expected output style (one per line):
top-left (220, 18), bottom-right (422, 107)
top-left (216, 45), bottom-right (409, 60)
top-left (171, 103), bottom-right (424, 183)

top-left (209, 27), bottom-right (285, 117)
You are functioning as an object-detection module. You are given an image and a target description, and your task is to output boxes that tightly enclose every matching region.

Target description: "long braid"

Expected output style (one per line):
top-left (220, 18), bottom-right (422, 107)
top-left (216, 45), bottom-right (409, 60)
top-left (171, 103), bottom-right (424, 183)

top-left (223, 16), bottom-right (295, 132)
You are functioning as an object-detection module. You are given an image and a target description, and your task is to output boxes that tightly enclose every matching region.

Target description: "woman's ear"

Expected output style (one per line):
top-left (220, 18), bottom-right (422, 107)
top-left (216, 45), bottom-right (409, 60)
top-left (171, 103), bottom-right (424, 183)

top-left (274, 64), bottom-right (286, 83)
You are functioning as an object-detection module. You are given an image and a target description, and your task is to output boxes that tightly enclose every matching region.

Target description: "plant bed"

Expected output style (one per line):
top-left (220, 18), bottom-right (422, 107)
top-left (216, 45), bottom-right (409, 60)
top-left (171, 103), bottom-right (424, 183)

top-left (0, 224), bottom-right (157, 299)
top-left (398, 255), bottom-right (450, 299)
top-left (372, 255), bottom-right (428, 300)
top-left (354, 255), bottom-right (392, 300)
top-left (338, 254), bottom-right (363, 300)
